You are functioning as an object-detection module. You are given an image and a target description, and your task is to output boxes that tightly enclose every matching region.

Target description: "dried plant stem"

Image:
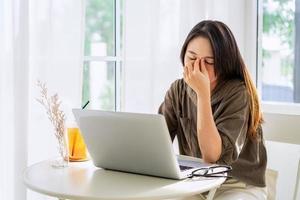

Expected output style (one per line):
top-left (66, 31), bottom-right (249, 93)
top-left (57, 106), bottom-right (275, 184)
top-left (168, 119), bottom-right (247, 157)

top-left (36, 81), bottom-right (68, 160)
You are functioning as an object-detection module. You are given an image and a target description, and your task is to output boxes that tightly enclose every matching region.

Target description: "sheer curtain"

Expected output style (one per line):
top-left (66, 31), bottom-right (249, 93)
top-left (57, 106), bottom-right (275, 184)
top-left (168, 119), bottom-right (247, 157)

top-left (0, 0), bottom-right (84, 199)
top-left (123, 0), bottom-right (257, 113)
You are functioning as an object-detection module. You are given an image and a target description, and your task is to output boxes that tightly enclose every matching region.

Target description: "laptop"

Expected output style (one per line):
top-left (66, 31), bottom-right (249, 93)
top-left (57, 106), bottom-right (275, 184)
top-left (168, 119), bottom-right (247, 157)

top-left (72, 109), bottom-right (213, 179)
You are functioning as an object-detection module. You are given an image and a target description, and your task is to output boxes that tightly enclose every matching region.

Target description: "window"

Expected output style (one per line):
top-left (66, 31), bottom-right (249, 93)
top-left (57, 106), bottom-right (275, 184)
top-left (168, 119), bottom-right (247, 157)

top-left (82, 0), bottom-right (123, 111)
top-left (259, 0), bottom-right (300, 103)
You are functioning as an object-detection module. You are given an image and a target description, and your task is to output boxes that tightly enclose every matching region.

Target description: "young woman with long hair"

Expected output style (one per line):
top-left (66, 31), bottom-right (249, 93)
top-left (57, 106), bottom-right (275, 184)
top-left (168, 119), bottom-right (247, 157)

top-left (159, 20), bottom-right (267, 199)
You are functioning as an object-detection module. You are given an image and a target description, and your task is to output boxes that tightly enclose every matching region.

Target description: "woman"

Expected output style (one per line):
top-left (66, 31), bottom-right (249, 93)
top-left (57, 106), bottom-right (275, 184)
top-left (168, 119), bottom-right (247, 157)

top-left (158, 20), bottom-right (267, 199)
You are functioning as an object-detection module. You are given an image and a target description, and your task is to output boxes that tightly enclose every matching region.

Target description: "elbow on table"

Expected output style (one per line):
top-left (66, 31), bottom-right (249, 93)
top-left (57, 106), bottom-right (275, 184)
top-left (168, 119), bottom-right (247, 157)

top-left (202, 150), bottom-right (221, 164)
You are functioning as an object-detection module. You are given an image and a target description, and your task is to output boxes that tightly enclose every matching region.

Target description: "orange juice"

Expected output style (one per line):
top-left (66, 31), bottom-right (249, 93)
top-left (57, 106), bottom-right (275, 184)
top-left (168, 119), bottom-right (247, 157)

top-left (68, 127), bottom-right (88, 161)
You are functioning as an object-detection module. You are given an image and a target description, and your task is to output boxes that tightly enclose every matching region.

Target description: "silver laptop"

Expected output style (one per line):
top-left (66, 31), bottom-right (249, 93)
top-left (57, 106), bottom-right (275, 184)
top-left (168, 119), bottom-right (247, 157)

top-left (72, 109), bottom-right (212, 179)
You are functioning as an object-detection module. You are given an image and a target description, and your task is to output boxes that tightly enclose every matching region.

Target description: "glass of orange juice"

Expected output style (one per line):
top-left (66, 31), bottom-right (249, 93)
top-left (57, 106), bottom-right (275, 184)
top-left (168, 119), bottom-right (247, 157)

top-left (67, 123), bottom-right (89, 161)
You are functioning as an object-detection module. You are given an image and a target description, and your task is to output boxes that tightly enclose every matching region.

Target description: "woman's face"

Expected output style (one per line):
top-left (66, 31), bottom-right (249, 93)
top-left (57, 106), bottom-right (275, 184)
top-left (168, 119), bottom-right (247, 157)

top-left (184, 36), bottom-right (217, 89)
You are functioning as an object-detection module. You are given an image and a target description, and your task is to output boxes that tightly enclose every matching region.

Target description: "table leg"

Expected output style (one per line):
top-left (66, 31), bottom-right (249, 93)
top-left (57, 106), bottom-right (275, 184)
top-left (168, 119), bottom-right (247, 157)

top-left (205, 187), bottom-right (217, 200)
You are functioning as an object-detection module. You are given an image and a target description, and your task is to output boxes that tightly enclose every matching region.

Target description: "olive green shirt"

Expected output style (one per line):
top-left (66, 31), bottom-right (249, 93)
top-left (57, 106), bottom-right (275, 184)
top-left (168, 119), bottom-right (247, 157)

top-left (158, 79), bottom-right (267, 187)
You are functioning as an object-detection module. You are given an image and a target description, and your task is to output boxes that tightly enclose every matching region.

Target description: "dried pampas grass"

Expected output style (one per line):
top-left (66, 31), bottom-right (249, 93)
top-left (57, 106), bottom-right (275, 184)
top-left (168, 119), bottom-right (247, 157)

top-left (36, 80), bottom-right (68, 160)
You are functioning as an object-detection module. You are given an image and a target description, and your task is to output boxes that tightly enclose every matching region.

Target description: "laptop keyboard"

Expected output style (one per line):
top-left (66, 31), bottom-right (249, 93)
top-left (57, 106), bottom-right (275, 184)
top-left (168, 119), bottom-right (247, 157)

top-left (179, 165), bottom-right (193, 171)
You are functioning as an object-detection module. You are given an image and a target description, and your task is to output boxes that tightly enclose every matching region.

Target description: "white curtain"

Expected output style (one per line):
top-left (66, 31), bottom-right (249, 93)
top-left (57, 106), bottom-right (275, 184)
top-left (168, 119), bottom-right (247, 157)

top-left (0, 0), bottom-right (29, 199)
top-left (123, 0), bottom-right (257, 113)
top-left (0, 0), bottom-right (84, 199)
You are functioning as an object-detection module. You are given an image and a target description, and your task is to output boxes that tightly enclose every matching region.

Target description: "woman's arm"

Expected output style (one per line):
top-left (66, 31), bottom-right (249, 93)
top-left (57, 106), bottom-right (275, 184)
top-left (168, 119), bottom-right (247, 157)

top-left (184, 58), bottom-right (222, 163)
top-left (196, 93), bottom-right (222, 163)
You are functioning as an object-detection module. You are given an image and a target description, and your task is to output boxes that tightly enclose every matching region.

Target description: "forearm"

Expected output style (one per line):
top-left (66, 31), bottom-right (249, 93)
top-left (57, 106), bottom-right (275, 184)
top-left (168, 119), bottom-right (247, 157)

top-left (196, 95), bottom-right (222, 163)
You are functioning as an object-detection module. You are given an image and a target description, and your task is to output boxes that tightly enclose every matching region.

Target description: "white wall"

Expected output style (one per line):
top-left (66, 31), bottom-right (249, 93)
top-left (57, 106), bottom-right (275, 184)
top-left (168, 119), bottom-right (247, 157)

top-left (123, 0), bottom-right (257, 113)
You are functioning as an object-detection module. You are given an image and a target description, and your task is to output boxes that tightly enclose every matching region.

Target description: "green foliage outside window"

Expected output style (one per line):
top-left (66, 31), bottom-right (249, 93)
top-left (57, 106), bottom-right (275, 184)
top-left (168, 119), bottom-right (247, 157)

top-left (262, 0), bottom-right (294, 76)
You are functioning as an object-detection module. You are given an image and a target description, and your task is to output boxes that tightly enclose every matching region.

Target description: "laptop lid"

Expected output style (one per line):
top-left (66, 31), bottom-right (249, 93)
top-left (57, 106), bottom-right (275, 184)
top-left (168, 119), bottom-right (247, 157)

top-left (73, 109), bottom-right (211, 179)
top-left (72, 109), bottom-right (186, 179)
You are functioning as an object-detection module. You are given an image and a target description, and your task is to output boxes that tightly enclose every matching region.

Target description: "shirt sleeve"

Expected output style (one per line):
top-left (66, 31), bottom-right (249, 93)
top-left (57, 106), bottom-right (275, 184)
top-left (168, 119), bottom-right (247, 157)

top-left (158, 81), bottom-right (179, 141)
top-left (215, 86), bottom-right (250, 165)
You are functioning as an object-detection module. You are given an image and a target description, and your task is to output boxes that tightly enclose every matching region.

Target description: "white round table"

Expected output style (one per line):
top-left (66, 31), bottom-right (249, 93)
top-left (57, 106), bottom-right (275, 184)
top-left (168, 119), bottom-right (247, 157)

top-left (23, 160), bottom-right (226, 200)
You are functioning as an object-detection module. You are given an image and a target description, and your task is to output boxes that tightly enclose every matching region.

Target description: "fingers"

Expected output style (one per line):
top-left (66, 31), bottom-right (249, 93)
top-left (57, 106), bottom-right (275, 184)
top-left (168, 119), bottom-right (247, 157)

top-left (186, 61), bottom-right (193, 75)
top-left (200, 58), bottom-right (209, 76)
top-left (184, 58), bottom-right (208, 81)
top-left (193, 58), bottom-right (200, 72)
top-left (184, 61), bottom-right (193, 79)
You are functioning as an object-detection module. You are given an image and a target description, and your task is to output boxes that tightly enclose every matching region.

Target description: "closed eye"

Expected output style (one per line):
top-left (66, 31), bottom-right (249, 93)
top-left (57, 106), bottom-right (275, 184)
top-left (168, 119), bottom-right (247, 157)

top-left (187, 56), bottom-right (214, 65)
top-left (188, 57), bottom-right (196, 61)
top-left (204, 58), bottom-right (214, 65)
top-left (204, 60), bottom-right (214, 65)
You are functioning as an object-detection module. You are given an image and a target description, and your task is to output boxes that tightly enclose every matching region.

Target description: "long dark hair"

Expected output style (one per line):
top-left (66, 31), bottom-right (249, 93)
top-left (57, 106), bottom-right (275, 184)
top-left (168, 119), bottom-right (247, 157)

top-left (180, 20), bottom-right (262, 138)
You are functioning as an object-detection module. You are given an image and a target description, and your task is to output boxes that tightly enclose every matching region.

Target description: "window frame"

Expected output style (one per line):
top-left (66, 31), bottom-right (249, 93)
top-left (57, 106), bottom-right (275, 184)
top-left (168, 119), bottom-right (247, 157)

top-left (83, 0), bottom-right (123, 111)
top-left (256, 0), bottom-right (300, 114)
